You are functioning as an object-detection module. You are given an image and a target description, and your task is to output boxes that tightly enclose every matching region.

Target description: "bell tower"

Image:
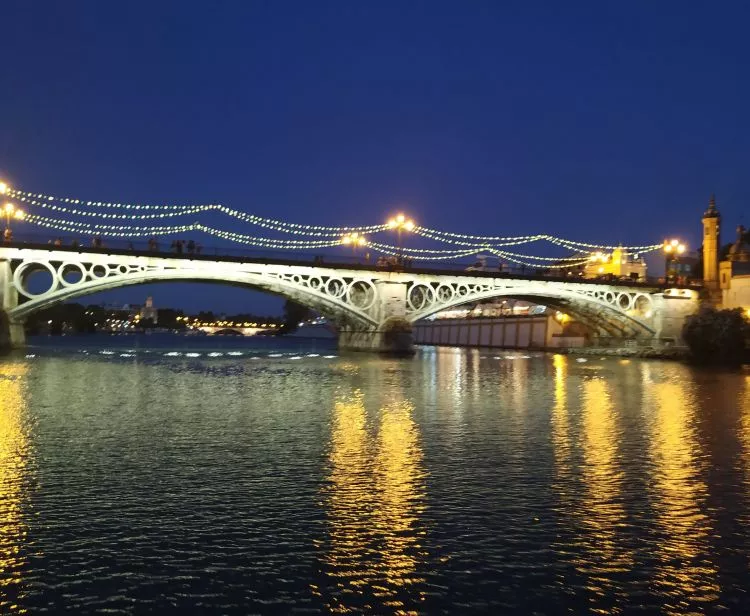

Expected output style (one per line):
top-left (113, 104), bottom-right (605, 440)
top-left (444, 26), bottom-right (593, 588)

top-left (702, 194), bottom-right (721, 290)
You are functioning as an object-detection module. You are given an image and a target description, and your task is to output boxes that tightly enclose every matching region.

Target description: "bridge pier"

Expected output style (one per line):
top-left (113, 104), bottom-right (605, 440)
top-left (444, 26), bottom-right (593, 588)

top-left (0, 260), bottom-right (24, 351)
top-left (651, 292), bottom-right (700, 346)
top-left (0, 314), bottom-right (25, 351)
top-left (338, 279), bottom-right (415, 355)
top-left (338, 319), bottom-right (415, 356)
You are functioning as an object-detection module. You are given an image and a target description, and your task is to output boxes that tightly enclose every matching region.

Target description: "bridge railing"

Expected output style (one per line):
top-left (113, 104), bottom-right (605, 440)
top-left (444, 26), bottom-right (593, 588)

top-left (1, 231), bottom-right (701, 289)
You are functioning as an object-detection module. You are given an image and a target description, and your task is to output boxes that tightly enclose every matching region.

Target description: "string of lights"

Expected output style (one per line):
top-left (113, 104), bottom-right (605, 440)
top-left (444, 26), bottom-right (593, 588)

top-left (11, 193), bottom-right (215, 219)
top-left (215, 206), bottom-right (388, 237)
top-left (366, 240), bottom-right (489, 255)
top-left (368, 243), bottom-right (481, 260)
top-left (546, 236), bottom-right (663, 253)
top-left (6, 187), bottom-right (389, 235)
top-left (412, 226), bottom-right (545, 247)
top-left (4, 183), bottom-right (667, 253)
top-left (23, 214), bottom-right (345, 248)
top-left (490, 249), bottom-right (592, 269)
top-left (193, 225), bottom-right (343, 248)
top-left (492, 249), bottom-right (591, 262)
top-left (23, 213), bottom-right (197, 237)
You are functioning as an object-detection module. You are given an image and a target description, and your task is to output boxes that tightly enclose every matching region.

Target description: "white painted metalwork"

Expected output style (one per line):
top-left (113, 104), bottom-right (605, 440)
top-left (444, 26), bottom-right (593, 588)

top-left (0, 246), bottom-right (699, 341)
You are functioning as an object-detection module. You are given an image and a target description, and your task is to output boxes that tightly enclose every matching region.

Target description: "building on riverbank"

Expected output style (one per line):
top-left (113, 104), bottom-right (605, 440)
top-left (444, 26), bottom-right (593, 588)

top-left (703, 197), bottom-right (750, 316)
top-left (412, 301), bottom-right (585, 350)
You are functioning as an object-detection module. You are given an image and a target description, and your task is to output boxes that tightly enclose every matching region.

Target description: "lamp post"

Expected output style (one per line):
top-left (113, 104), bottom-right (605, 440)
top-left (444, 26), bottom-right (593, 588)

top-left (3, 202), bottom-right (24, 240)
top-left (341, 232), bottom-right (367, 259)
top-left (663, 238), bottom-right (686, 283)
top-left (387, 213), bottom-right (415, 260)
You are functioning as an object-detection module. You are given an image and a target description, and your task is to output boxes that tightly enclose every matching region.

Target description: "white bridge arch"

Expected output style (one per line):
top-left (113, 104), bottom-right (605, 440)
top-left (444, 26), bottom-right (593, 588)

top-left (0, 245), bottom-right (699, 351)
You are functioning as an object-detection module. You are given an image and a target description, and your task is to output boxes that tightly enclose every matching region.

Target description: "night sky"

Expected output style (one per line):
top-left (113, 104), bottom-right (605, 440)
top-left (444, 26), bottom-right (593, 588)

top-left (1, 1), bottom-right (748, 314)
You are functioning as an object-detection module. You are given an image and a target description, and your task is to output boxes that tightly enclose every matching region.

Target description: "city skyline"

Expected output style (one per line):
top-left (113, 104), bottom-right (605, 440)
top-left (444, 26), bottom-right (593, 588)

top-left (2, 1), bottom-right (750, 312)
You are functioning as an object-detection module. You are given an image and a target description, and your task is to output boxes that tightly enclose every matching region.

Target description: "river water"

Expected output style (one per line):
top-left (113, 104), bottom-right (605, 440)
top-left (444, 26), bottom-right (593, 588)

top-left (2, 335), bottom-right (750, 614)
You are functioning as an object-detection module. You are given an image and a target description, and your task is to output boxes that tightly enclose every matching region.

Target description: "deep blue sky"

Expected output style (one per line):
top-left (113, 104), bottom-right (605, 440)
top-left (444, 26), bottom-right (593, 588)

top-left (1, 1), bottom-right (748, 314)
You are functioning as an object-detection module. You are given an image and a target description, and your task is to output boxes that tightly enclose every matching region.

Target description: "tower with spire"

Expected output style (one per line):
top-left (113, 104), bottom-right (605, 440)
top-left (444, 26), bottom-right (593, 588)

top-left (702, 194), bottom-right (721, 292)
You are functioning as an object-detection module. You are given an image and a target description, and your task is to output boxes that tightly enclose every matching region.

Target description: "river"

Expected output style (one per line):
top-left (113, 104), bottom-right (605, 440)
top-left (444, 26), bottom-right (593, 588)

top-left (1, 334), bottom-right (750, 613)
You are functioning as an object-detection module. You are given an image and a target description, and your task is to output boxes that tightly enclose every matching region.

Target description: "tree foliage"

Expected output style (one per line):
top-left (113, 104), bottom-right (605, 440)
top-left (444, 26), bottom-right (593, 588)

top-left (682, 306), bottom-right (750, 365)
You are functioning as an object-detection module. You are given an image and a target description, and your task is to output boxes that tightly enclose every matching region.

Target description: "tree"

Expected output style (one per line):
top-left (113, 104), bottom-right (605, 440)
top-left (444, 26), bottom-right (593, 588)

top-left (157, 308), bottom-right (185, 329)
top-left (280, 299), bottom-right (313, 333)
top-left (682, 306), bottom-right (750, 365)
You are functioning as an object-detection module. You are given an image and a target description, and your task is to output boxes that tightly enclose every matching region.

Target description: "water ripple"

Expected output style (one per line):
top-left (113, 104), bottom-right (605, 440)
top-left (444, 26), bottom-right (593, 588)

top-left (0, 345), bottom-right (748, 613)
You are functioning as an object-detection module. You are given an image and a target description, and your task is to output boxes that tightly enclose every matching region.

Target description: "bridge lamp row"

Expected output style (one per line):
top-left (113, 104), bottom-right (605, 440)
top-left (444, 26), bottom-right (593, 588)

top-left (387, 214), bottom-right (416, 231)
top-left (341, 232), bottom-right (367, 246)
top-left (3, 202), bottom-right (25, 229)
top-left (663, 238), bottom-right (687, 254)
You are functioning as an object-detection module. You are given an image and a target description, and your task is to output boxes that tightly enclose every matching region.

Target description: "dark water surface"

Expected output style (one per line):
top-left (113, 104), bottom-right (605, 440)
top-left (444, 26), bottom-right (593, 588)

top-left (2, 335), bottom-right (750, 614)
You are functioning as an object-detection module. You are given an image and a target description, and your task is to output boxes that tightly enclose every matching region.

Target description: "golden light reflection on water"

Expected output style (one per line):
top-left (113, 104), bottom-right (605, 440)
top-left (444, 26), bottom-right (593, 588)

top-left (550, 355), bottom-right (571, 486)
top-left (742, 377), bottom-right (750, 515)
top-left (322, 389), bottom-right (426, 613)
top-left (576, 378), bottom-right (633, 610)
top-left (0, 362), bottom-right (31, 614)
top-left (649, 379), bottom-right (718, 612)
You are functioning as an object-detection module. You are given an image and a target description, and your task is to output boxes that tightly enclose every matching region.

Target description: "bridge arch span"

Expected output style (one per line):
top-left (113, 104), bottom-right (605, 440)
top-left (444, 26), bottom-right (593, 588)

top-left (5, 255), bottom-right (379, 328)
top-left (405, 281), bottom-right (657, 337)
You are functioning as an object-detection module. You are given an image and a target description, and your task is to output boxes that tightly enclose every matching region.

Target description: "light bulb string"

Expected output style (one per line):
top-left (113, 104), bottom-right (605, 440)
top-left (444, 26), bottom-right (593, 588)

top-left (7, 185), bottom-right (666, 252)
top-left (6, 187), bottom-right (387, 234)
top-left (490, 250), bottom-right (591, 269)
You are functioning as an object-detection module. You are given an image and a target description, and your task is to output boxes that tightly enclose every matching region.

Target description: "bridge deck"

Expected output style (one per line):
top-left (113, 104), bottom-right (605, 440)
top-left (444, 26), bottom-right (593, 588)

top-left (1, 240), bottom-right (696, 290)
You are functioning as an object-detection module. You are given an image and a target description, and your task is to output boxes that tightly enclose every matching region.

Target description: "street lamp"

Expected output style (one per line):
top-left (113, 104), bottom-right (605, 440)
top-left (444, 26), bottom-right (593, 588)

top-left (3, 202), bottom-right (24, 239)
top-left (341, 232), bottom-right (367, 257)
top-left (386, 213), bottom-right (415, 259)
top-left (663, 238), bottom-right (686, 282)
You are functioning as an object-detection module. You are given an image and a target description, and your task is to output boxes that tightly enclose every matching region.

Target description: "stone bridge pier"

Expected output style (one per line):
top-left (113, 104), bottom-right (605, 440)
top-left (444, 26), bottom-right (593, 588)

top-left (0, 260), bottom-right (24, 350)
top-left (338, 280), bottom-right (415, 355)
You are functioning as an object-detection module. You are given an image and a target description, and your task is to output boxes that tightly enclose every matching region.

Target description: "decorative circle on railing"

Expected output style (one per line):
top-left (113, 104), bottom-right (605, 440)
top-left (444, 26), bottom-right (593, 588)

top-left (436, 284), bottom-right (455, 303)
top-left (455, 284), bottom-right (471, 297)
top-left (407, 284), bottom-right (435, 312)
top-left (633, 293), bottom-right (653, 317)
top-left (346, 279), bottom-right (377, 310)
top-left (308, 276), bottom-right (322, 290)
top-left (58, 262), bottom-right (88, 288)
top-left (89, 264), bottom-right (110, 279)
top-left (118, 265), bottom-right (129, 275)
top-left (617, 293), bottom-right (632, 311)
top-left (324, 277), bottom-right (347, 298)
top-left (13, 261), bottom-right (59, 298)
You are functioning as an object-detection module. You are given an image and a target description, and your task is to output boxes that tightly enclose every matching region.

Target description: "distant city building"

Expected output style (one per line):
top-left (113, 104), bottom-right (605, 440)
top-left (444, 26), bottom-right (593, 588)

top-left (702, 197), bottom-right (750, 315)
top-left (582, 247), bottom-right (647, 280)
top-left (719, 225), bottom-right (750, 312)
top-left (426, 299), bottom-right (550, 320)
top-left (139, 296), bottom-right (158, 324)
top-left (666, 250), bottom-right (700, 282)
top-left (702, 195), bottom-right (721, 294)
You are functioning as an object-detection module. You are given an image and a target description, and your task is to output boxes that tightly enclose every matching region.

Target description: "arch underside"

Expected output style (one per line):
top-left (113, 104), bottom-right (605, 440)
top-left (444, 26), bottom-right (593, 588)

top-left (8, 265), bottom-right (377, 328)
top-left (408, 287), bottom-right (656, 338)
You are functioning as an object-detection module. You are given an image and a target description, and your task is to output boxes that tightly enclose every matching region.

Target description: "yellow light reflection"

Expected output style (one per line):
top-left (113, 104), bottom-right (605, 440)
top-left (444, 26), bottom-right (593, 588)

top-left (550, 355), bottom-right (572, 481)
top-left (322, 391), bottom-right (426, 613)
top-left (649, 380), bottom-right (718, 611)
top-left (373, 398), bottom-right (427, 597)
top-left (322, 389), bottom-right (372, 612)
top-left (0, 362), bottom-right (31, 614)
top-left (742, 377), bottom-right (750, 500)
top-left (576, 378), bottom-right (633, 610)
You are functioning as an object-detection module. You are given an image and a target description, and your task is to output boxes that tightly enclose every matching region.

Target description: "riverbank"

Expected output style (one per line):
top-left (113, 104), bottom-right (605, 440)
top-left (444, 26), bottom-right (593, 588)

top-left (555, 345), bottom-right (689, 360)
